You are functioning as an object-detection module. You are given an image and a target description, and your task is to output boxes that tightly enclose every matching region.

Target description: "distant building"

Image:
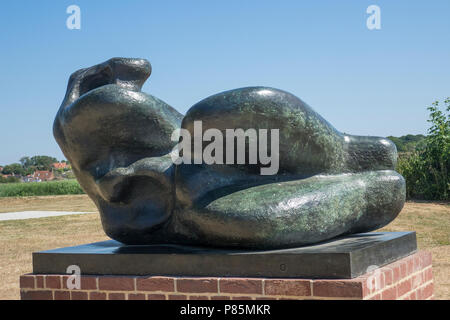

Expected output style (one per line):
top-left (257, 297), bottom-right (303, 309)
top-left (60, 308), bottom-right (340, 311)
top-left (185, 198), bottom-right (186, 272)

top-left (32, 171), bottom-right (54, 181)
top-left (52, 162), bottom-right (69, 169)
top-left (52, 162), bottom-right (72, 170)
top-left (0, 166), bottom-right (3, 172)
top-left (23, 175), bottom-right (40, 183)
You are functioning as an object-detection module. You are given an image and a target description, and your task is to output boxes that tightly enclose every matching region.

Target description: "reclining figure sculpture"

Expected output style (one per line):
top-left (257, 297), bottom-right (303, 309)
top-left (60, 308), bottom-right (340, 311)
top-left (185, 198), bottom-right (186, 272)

top-left (54, 57), bottom-right (405, 249)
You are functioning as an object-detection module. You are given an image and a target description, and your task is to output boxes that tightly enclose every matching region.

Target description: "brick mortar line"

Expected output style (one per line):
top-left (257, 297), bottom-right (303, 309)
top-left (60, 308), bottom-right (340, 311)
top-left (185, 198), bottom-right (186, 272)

top-left (22, 288), bottom-right (273, 297)
top-left (363, 265), bottom-right (432, 300)
top-left (398, 290), bottom-right (415, 301)
top-left (397, 279), bottom-right (434, 300)
top-left (261, 279), bottom-right (265, 296)
top-left (20, 288), bottom-right (269, 300)
top-left (217, 278), bottom-right (221, 295)
top-left (128, 293), bottom-right (358, 300)
top-left (363, 266), bottom-right (430, 300)
top-left (308, 296), bottom-right (361, 301)
top-left (20, 288), bottom-right (360, 300)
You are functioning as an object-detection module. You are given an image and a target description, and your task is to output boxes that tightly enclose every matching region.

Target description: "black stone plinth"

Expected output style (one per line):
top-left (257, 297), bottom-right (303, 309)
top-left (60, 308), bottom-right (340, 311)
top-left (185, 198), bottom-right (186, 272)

top-left (32, 232), bottom-right (417, 279)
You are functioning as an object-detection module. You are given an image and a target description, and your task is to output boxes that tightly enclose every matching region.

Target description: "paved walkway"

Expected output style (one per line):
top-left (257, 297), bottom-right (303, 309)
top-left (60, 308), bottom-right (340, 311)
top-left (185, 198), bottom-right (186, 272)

top-left (0, 211), bottom-right (95, 221)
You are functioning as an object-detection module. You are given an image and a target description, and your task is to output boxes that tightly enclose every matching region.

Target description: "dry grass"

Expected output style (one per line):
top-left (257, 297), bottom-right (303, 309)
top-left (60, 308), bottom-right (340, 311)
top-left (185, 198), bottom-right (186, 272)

top-left (0, 195), bottom-right (448, 300)
top-left (0, 213), bottom-right (108, 299)
top-left (0, 195), bottom-right (97, 213)
top-left (378, 201), bottom-right (450, 300)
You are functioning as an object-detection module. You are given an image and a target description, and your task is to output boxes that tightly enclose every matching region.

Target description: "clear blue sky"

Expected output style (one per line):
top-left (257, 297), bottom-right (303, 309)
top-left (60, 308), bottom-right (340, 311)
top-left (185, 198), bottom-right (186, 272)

top-left (0, 0), bottom-right (449, 165)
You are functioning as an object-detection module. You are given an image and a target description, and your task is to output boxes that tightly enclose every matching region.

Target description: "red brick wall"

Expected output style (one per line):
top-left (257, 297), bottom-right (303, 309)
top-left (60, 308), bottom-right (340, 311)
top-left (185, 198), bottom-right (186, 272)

top-left (20, 250), bottom-right (433, 300)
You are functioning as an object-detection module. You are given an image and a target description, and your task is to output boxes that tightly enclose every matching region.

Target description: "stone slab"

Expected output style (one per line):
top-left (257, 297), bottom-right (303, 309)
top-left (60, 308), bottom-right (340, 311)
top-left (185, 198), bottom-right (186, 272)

top-left (32, 231), bottom-right (417, 279)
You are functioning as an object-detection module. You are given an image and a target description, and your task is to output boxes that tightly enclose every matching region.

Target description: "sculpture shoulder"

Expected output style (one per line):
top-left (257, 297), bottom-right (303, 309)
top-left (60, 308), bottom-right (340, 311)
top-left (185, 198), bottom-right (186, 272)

top-left (184, 86), bottom-right (311, 120)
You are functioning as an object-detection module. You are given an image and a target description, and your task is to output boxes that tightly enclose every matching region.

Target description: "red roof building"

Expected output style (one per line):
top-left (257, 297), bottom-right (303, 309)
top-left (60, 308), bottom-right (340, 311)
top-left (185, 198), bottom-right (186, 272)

top-left (52, 162), bottom-right (68, 169)
top-left (33, 171), bottom-right (54, 181)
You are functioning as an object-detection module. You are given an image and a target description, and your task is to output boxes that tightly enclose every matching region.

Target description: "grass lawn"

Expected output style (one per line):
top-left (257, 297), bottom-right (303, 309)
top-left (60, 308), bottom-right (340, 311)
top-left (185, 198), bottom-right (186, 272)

top-left (0, 180), bottom-right (84, 198)
top-left (0, 195), bottom-right (97, 213)
top-left (0, 195), bottom-right (448, 300)
top-left (378, 201), bottom-right (450, 300)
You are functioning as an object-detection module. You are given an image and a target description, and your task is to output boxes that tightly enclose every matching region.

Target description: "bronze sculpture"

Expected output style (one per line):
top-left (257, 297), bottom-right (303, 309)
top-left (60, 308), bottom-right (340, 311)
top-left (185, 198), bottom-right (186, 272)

top-left (54, 57), bottom-right (405, 249)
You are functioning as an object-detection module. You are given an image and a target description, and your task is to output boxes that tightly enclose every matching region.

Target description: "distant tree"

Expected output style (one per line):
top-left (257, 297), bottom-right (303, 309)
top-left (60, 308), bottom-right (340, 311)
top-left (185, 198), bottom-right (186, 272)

top-left (29, 155), bottom-right (58, 171)
top-left (23, 167), bottom-right (34, 176)
top-left (387, 134), bottom-right (426, 153)
top-left (1, 155), bottom-right (59, 176)
top-left (2, 163), bottom-right (25, 176)
top-left (19, 156), bottom-right (32, 168)
top-left (0, 176), bottom-right (20, 183)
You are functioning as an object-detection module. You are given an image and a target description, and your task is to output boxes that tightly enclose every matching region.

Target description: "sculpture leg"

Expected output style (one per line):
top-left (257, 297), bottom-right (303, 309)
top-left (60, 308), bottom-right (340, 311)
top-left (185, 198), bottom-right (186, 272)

top-left (174, 170), bottom-right (405, 249)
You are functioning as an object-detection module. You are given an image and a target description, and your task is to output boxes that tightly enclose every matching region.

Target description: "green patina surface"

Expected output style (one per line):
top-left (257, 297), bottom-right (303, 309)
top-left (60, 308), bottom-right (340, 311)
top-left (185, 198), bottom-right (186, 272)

top-left (53, 58), bottom-right (406, 249)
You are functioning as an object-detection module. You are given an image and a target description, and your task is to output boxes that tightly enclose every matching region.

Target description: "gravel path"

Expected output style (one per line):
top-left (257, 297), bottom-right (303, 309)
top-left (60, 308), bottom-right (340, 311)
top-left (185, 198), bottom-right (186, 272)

top-left (0, 211), bottom-right (94, 221)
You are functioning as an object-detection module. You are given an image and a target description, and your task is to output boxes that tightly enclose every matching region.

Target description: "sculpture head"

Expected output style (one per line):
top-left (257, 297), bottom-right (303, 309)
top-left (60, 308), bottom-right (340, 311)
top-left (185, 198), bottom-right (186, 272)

top-left (54, 58), bottom-right (182, 240)
top-left (54, 57), bottom-right (405, 249)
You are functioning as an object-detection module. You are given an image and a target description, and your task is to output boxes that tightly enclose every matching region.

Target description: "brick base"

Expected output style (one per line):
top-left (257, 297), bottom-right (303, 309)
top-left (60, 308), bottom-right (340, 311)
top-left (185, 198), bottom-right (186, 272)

top-left (20, 251), bottom-right (433, 300)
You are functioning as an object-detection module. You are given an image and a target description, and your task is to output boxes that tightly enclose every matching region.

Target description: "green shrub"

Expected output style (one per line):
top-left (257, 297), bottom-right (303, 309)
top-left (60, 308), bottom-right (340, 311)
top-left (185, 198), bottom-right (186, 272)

top-left (397, 98), bottom-right (449, 200)
top-left (0, 180), bottom-right (85, 197)
top-left (0, 176), bottom-right (20, 183)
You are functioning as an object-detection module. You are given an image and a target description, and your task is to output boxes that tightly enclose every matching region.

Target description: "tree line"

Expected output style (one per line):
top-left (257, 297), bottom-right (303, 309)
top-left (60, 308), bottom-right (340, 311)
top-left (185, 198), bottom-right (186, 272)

top-left (387, 134), bottom-right (426, 153)
top-left (1, 156), bottom-right (68, 176)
